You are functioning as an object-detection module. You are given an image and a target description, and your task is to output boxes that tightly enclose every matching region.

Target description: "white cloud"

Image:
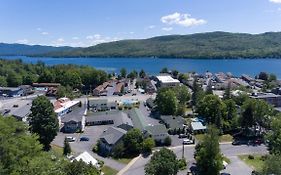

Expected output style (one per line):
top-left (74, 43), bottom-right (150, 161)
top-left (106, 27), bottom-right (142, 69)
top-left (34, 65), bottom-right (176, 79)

top-left (41, 32), bottom-right (49, 35)
top-left (162, 27), bottom-right (173, 31)
top-left (72, 37), bottom-right (79, 40)
top-left (129, 32), bottom-right (135, 34)
top-left (269, 0), bottom-right (281, 3)
top-left (161, 12), bottom-right (206, 27)
top-left (57, 38), bottom-right (64, 42)
top-left (16, 39), bottom-right (29, 44)
top-left (36, 28), bottom-right (42, 31)
top-left (94, 34), bottom-right (101, 39)
top-left (86, 35), bottom-right (94, 40)
top-left (148, 25), bottom-right (156, 29)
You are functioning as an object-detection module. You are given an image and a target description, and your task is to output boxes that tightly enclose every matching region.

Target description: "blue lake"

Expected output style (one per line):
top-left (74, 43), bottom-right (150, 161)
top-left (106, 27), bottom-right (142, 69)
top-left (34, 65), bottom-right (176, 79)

top-left (2, 56), bottom-right (281, 78)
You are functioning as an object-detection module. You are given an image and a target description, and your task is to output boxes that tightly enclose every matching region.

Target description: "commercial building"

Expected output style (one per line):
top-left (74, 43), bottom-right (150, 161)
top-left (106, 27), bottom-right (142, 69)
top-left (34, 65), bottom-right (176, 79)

top-left (0, 87), bottom-right (23, 97)
top-left (250, 93), bottom-right (281, 107)
top-left (88, 98), bottom-right (116, 111)
top-left (156, 75), bottom-right (180, 88)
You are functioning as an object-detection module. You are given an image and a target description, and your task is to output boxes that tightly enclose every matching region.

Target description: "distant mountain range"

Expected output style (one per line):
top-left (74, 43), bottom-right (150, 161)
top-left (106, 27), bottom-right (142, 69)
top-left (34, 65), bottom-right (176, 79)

top-left (0, 43), bottom-right (73, 56)
top-left (3, 31), bottom-right (281, 58)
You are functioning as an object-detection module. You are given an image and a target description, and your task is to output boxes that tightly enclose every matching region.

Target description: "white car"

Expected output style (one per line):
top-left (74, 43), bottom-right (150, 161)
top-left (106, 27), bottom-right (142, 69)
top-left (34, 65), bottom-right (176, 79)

top-left (66, 136), bottom-right (76, 142)
top-left (182, 139), bottom-right (193, 145)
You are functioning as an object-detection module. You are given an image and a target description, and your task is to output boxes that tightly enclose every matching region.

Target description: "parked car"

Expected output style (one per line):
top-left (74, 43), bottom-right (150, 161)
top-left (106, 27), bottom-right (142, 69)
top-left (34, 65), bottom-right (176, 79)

top-left (183, 139), bottom-right (193, 145)
top-left (232, 140), bottom-right (240, 146)
top-left (132, 93), bottom-right (136, 96)
top-left (179, 134), bottom-right (188, 138)
top-left (66, 136), bottom-right (76, 142)
top-left (80, 136), bottom-right (90, 141)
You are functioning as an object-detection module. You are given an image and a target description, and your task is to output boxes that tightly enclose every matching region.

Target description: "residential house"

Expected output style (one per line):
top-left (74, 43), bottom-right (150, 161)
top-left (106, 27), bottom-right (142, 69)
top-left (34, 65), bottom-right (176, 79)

top-left (99, 126), bottom-right (127, 155)
top-left (11, 104), bottom-right (31, 122)
top-left (144, 124), bottom-right (168, 143)
top-left (61, 106), bottom-right (86, 133)
top-left (93, 82), bottom-right (110, 96)
top-left (113, 82), bottom-right (124, 95)
top-left (160, 115), bottom-right (186, 130)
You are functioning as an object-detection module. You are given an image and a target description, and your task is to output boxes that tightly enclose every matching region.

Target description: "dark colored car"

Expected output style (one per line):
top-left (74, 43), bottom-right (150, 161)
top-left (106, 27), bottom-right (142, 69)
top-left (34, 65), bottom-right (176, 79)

top-left (80, 137), bottom-right (89, 141)
top-left (179, 134), bottom-right (188, 138)
top-left (232, 140), bottom-right (240, 145)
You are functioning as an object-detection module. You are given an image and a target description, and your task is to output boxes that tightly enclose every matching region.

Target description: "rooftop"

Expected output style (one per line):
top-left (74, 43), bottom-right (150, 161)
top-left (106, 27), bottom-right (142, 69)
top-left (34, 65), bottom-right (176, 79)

top-left (100, 126), bottom-right (127, 145)
top-left (191, 121), bottom-right (207, 131)
top-left (145, 124), bottom-right (167, 135)
top-left (75, 151), bottom-right (99, 167)
top-left (156, 75), bottom-right (180, 84)
top-left (128, 108), bottom-right (147, 131)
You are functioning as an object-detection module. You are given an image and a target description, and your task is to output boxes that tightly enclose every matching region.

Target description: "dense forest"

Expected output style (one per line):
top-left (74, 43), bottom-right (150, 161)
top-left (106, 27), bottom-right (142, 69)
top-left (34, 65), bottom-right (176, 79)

top-left (0, 59), bottom-right (107, 90)
top-left (0, 43), bottom-right (73, 56)
top-left (41, 31), bottom-right (281, 59)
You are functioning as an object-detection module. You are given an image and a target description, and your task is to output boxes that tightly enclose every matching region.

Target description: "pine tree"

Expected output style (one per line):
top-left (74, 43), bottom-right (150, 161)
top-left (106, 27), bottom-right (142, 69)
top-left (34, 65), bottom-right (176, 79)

top-left (63, 137), bottom-right (71, 156)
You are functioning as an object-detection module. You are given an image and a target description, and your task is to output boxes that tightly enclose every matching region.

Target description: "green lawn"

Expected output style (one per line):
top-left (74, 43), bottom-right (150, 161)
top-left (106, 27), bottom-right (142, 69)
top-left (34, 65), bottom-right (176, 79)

top-left (50, 144), bottom-right (63, 155)
top-left (101, 166), bottom-right (118, 175)
top-left (219, 134), bottom-right (233, 143)
top-left (194, 134), bottom-right (233, 143)
top-left (113, 157), bottom-right (133, 164)
top-left (238, 155), bottom-right (265, 172)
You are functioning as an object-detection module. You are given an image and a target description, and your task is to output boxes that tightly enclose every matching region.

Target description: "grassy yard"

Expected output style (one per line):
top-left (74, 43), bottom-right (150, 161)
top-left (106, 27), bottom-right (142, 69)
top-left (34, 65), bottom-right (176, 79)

top-left (50, 144), bottom-right (63, 155)
top-left (238, 155), bottom-right (265, 172)
top-left (113, 157), bottom-right (133, 164)
top-left (101, 166), bottom-right (118, 175)
top-left (194, 134), bottom-right (233, 143)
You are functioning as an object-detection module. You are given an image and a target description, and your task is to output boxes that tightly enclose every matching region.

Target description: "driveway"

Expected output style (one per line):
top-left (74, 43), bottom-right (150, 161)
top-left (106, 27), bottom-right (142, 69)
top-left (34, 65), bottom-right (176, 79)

top-left (121, 143), bottom-right (268, 175)
top-left (52, 124), bottom-right (126, 171)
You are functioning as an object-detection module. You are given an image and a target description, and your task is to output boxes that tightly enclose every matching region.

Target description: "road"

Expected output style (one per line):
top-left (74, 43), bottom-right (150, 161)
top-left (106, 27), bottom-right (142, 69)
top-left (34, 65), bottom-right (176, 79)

top-left (122, 143), bottom-right (268, 175)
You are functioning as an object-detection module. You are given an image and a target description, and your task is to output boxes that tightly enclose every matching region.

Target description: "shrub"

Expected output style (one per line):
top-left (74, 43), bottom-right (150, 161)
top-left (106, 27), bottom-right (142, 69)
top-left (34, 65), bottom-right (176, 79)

top-left (248, 155), bottom-right (254, 160)
top-left (178, 158), bottom-right (187, 170)
top-left (164, 136), bottom-right (172, 146)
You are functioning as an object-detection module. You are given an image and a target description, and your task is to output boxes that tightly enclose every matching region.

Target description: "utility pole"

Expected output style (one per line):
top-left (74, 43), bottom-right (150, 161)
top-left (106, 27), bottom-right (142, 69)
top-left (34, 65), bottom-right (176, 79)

top-left (182, 142), bottom-right (184, 159)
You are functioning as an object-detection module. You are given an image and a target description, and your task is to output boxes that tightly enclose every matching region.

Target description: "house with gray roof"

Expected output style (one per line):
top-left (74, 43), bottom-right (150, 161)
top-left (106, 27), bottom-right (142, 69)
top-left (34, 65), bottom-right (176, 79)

top-left (127, 108), bottom-right (147, 131)
top-left (99, 126), bottom-right (127, 155)
top-left (144, 124), bottom-right (168, 143)
top-left (61, 105), bottom-right (86, 133)
top-left (11, 104), bottom-right (31, 122)
top-left (160, 115), bottom-right (186, 130)
top-left (86, 111), bottom-right (133, 131)
top-left (88, 98), bottom-right (117, 112)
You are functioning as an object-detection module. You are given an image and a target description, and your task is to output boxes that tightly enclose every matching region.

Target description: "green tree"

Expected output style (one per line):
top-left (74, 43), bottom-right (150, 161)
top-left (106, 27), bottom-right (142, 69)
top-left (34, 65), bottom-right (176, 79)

top-left (29, 96), bottom-right (59, 151)
top-left (63, 137), bottom-right (71, 156)
top-left (7, 71), bottom-right (22, 87)
top-left (63, 160), bottom-right (100, 175)
top-left (223, 99), bottom-right (238, 131)
top-left (241, 99), bottom-right (255, 129)
top-left (192, 78), bottom-right (204, 107)
top-left (145, 148), bottom-right (179, 175)
top-left (258, 72), bottom-right (268, 81)
top-left (173, 85), bottom-right (190, 105)
top-left (160, 67), bottom-right (169, 73)
top-left (171, 70), bottom-right (179, 78)
top-left (123, 129), bottom-right (144, 156)
top-left (195, 126), bottom-right (223, 175)
top-left (22, 73), bottom-right (37, 85)
top-left (0, 76), bottom-right (7, 87)
top-left (62, 71), bottom-right (82, 89)
top-left (127, 70), bottom-right (138, 79)
top-left (223, 82), bottom-right (231, 99)
top-left (120, 68), bottom-right (127, 78)
top-left (0, 117), bottom-right (43, 174)
top-left (262, 154), bottom-right (281, 175)
top-left (142, 138), bottom-right (155, 154)
top-left (155, 88), bottom-right (178, 115)
top-left (267, 115), bottom-right (281, 155)
top-left (38, 70), bottom-right (54, 83)
top-left (139, 69), bottom-right (146, 78)
top-left (197, 94), bottom-right (226, 129)
top-left (164, 136), bottom-right (172, 146)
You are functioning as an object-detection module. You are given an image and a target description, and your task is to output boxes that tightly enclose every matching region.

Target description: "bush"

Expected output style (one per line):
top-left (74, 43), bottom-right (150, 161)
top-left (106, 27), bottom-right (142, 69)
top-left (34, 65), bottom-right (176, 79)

top-left (248, 155), bottom-right (254, 160)
top-left (178, 158), bottom-right (187, 170)
top-left (164, 136), bottom-right (172, 146)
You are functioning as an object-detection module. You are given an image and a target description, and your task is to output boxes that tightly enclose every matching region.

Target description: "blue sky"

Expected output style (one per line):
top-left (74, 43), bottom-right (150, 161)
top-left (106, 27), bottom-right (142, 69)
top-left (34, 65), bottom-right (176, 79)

top-left (1, 0), bottom-right (281, 47)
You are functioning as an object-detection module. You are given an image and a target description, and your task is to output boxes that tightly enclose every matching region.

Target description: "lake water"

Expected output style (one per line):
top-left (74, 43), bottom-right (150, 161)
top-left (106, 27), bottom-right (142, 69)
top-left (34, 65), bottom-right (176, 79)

top-left (2, 56), bottom-right (281, 78)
